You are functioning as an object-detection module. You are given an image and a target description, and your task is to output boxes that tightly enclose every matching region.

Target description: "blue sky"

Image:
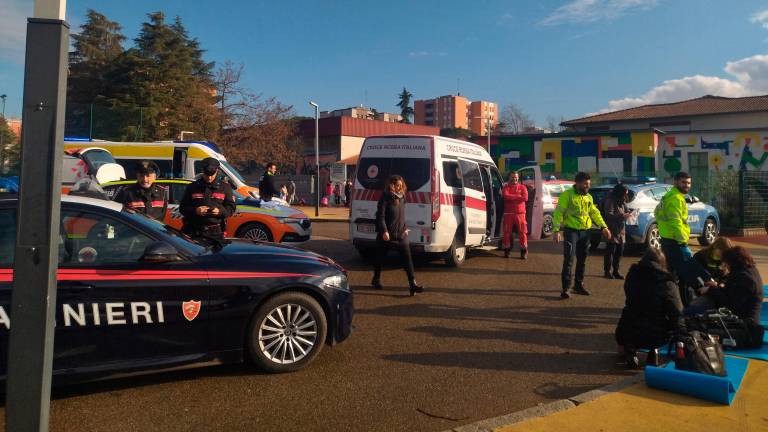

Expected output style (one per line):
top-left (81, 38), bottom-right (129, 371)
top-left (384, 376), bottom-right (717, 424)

top-left (2, 0), bottom-right (768, 125)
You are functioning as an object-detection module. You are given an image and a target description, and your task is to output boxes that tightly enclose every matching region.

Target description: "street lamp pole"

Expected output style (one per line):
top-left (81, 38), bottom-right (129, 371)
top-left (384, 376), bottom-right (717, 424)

top-left (309, 101), bottom-right (320, 217)
top-left (180, 130), bottom-right (194, 140)
top-left (7, 0), bottom-right (69, 430)
top-left (0, 94), bottom-right (7, 156)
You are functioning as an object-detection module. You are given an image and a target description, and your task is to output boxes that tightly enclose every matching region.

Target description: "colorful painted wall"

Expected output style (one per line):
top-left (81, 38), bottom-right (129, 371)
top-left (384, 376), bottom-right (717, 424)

top-left (488, 131), bottom-right (658, 175)
top-left (659, 130), bottom-right (768, 175)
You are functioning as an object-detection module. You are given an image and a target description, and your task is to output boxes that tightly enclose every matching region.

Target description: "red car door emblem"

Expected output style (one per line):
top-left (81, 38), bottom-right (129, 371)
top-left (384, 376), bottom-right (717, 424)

top-left (182, 300), bottom-right (202, 321)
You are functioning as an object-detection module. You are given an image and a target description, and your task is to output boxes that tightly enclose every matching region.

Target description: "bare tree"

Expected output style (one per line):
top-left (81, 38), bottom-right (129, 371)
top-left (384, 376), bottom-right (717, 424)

top-left (214, 61), bottom-right (299, 170)
top-left (500, 103), bottom-right (534, 134)
top-left (545, 115), bottom-right (565, 133)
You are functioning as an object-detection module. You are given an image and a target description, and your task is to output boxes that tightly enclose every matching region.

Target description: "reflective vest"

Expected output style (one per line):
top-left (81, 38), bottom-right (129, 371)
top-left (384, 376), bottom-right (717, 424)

top-left (552, 188), bottom-right (607, 232)
top-left (654, 187), bottom-right (689, 243)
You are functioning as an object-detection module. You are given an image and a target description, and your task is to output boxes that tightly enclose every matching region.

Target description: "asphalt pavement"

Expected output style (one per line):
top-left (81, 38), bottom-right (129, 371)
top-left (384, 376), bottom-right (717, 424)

top-left (0, 223), bottom-right (647, 432)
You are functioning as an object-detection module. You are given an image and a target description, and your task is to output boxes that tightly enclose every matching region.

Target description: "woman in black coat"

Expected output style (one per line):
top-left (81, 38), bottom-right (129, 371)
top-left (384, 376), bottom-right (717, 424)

top-left (697, 246), bottom-right (763, 328)
top-left (615, 248), bottom-right (685, 367)
top-left (603, 183), bottom-right (631, 279)
top-left (371, 175), bottom-right (424, 296)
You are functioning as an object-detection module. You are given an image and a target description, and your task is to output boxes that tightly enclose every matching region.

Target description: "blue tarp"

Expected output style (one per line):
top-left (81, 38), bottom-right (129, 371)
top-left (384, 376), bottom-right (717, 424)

top-left (645, 356), bottom-right (749, 405)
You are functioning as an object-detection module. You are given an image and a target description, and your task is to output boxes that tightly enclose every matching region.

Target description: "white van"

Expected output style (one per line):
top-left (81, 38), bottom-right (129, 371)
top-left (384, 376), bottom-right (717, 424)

top-left (350, 135), bottom-right (511, 267)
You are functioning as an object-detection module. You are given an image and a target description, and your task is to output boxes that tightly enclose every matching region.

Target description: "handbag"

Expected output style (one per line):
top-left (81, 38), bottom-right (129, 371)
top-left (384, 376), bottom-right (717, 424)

top-left (687, 308), bottom-right (764, 349)
top-left (669, 330), bottom-right (727, 377)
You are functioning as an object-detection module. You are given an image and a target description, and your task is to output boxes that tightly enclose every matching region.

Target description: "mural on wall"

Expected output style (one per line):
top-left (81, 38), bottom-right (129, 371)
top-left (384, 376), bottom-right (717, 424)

top-left (659, 131), bottom-right (768, 175)
top-left (490, 132), bottom-right (657, 176)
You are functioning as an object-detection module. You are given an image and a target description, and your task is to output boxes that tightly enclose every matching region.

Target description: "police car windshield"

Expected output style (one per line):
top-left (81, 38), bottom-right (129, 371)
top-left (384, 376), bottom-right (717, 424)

top-left (122, 211), bottom-right (207, 255)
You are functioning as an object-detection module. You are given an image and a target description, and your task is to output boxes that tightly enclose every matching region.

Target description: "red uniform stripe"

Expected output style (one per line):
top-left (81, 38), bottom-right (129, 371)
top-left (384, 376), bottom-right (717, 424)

top-left (150, 201), bottom-right (165, 207)
top-left (191, 193), bottom-right (204, 199)
top-left (211, 193), bottom-right (225, 200)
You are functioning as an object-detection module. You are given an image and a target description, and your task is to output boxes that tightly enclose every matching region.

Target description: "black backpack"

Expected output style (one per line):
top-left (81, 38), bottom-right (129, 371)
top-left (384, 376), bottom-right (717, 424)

top-left (687, 308), bottom-right (765, 350)
top-left (669, 330), bottom-right (727, 377)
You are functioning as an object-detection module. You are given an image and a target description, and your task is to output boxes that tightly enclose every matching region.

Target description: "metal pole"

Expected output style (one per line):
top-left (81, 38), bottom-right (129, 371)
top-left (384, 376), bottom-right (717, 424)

top-left (88, 102), bottom-right (93, 140)
top-left (310, 101), bottom-right (319, 217)
top-left (1, 94), bottom-right (6, 160)
top-left (6, 0), bottom-right (68, 429)
top-left (486, 114), bottom-right (491, 153)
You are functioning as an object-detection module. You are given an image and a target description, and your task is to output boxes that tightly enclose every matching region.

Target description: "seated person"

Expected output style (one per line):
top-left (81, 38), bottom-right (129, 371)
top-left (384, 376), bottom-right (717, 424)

top-left (615, 248), bottom-right (685, 368)
top-left (692, 236), bottom-right (732, 283)
top-left (688, 246), bottom-right (764, 345)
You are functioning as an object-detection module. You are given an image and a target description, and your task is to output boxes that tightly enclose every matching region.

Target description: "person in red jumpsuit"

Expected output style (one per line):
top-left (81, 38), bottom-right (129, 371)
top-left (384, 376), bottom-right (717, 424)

top-left (502, 171), bottom-right (529, 259)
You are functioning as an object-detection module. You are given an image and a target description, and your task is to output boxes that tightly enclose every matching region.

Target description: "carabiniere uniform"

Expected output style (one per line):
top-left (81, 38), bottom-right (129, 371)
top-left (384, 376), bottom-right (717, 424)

top-left (115, 183), bottom-right (168, 222)
top-left (179, 178), bottom-right (236, 238)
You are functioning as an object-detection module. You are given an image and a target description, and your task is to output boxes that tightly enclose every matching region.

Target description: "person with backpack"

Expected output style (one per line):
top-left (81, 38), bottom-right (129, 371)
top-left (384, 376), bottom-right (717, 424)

top-left (371, 175), bottom-right (424, 296)
top-left (602, 183), bottom-right (631, 279)
top-left (615, 248), bottom-right (686, 368)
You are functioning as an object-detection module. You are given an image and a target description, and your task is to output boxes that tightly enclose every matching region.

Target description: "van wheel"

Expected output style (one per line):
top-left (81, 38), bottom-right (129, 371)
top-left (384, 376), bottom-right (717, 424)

top-left (542, 213), bottom-right (554, 237)
top-left (237, 222), bottom-right (274, 242)
top-left (445, 236), bottom-right (467, 267)
top-left (246, 292), bottom-right (327, 373)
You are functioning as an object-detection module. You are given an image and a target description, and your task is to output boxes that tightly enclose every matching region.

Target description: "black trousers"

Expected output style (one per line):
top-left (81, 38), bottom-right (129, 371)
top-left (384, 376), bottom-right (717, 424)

top-left (562, 229), bottom-right (591, 292)
top-left (604, 242), bottom-right (625, 274)
top-left (373, 236), bottom-right (416, 283)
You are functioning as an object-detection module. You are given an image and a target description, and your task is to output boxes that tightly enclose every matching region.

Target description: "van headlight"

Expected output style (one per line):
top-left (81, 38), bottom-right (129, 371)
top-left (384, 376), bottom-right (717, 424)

top-left (322, 274), bottom-right (348, 291)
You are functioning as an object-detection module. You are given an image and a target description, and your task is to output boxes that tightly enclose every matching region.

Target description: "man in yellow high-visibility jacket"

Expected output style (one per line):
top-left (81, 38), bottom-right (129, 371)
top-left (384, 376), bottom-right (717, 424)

top-left (553, 172), bottom-right (612, 299)
top-left (654, 171), bottom-right (693, 278)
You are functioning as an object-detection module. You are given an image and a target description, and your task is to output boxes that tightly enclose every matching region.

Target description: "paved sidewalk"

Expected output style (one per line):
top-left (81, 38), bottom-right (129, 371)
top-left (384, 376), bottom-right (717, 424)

top-left (491, 359), bottom-right (768, 432)
top-left (293, 205), bottom-right (349, 222)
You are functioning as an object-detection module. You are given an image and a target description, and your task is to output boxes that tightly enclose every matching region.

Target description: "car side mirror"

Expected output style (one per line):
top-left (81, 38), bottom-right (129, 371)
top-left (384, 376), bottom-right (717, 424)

top-left (140, 241), bottom-right (182, 263)
top-left (685, 196), bottom-right (694, 204)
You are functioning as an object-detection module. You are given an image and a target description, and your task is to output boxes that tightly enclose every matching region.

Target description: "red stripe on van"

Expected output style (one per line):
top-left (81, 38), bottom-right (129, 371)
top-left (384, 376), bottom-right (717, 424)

top-left (465, 196), bottom-right (486, 211)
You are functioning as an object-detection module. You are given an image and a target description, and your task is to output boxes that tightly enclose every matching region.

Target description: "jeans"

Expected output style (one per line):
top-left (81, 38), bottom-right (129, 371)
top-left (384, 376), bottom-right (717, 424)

top-left (660, 239), bottom-right (692, 281)
top-left (604, 242), bottom-right (625, 274)
top-left (373, 236), bottom-right (416, 283)
top-left (561, 229), bottom-right (591, 292)
top-left (683, 295), bottom-right (716, 316)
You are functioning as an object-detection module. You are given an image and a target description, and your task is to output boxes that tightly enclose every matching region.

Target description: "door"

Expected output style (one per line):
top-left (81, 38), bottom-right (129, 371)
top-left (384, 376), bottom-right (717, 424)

top-left (58, 207), bottom-right (210, 367)
top-left (458, 159), bottom-right (487, 246)
top-left (173, 148), bottom-right (188, 179)
top-left (518, 165), bottom-right (544, 240)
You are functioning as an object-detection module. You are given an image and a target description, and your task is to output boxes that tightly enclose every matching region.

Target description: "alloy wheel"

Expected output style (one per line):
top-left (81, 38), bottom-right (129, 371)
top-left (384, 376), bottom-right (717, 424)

top-left (258, 304), bottom-right (318, 365)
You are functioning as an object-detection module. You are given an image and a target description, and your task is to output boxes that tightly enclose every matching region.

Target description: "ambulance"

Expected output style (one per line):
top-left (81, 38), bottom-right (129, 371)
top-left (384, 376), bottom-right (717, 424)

top-left (349, 135), bottom-right (544, 267)
top-left (63, 139), bottom-right (259, 199)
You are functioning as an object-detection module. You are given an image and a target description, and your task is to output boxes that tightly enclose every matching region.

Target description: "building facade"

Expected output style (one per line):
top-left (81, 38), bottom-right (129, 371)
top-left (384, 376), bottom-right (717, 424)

top-left (320, 106), bottom-right (402, 123)
top-left (414, 95), bottom-right (497, 136)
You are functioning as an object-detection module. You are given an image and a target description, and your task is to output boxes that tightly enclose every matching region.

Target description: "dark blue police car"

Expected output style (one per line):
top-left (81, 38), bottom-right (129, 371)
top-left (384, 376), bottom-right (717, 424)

top-left (0, 195), bottom-right (353, 380)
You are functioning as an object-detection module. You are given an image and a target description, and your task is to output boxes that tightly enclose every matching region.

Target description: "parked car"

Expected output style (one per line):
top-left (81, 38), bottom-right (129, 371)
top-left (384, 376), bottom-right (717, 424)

top-left (523, 179), bottom-right (574, 237)
top-left (0, 194), bottom-right (352, 380)
top-left (101, 179), bottom-right (311, 243)
top-left (589, 183), bottom-right (720, 250)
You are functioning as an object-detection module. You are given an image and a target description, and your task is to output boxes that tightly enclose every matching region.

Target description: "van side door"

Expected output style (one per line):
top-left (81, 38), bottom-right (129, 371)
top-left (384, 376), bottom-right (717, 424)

top-left (458, 159), bottom-right (487, 246)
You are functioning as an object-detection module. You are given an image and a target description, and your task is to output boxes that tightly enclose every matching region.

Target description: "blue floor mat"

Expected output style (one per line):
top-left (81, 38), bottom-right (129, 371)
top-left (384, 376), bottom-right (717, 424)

top-left (645, 356), bottom-right (750, 405)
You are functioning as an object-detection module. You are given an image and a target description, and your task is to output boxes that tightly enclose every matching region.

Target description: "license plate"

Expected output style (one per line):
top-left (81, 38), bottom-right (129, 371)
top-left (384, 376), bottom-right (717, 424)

top-left (357, 223), bottom-right (375, 233)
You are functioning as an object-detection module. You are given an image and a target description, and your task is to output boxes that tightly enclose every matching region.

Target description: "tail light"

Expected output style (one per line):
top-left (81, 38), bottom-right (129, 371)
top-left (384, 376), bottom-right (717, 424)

top-left (431, 168), bottom-right (440, 225)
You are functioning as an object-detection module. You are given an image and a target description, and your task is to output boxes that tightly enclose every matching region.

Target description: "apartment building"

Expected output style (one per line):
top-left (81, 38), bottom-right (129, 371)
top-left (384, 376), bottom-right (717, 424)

top-left (320, 106), bottom-right (402, 123)
top-left (414, 95), bottom-right (498, 136)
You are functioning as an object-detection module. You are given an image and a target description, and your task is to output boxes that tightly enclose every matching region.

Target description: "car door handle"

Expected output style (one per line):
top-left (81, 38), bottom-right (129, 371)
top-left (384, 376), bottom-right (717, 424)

top-left (61, 282), bottom-right (95, 290)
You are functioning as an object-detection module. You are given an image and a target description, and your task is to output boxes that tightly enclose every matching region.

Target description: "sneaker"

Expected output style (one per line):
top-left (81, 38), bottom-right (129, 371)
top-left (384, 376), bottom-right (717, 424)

top-left (573, 285), bottom-right (591, 296)
top-left (560, 289), bottom-right (572, 299)
top-left (521, 249), bottom-right (528, 260)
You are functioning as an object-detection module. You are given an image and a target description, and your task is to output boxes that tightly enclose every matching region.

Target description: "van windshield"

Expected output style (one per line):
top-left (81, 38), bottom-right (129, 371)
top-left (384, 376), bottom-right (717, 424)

top-left (357, 157), bottom-right (430, 191)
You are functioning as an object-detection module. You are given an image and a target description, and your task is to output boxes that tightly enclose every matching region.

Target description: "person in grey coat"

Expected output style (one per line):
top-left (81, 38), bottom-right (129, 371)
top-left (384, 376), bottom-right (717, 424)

top-left (603, 183), bottom-right (632, 279)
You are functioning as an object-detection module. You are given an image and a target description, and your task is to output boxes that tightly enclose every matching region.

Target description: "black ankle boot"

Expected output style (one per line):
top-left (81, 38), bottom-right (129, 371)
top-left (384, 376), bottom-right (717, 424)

top-left (409, 281), bottom-right (424, 296)
top-left (371, 278), bottom-right (383, 290)
top-left (504, 248), bottom-right (510, 258)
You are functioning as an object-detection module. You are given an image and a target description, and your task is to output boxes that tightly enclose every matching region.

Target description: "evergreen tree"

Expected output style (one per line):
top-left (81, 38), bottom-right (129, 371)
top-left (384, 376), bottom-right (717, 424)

top-left (66, 9), bottom-right (126, 138)
top-left (396, 87), bottom-right (414, 124)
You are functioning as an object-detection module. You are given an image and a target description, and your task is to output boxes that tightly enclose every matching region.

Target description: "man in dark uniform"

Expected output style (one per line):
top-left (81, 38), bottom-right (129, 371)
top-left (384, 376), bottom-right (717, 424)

top-left (258, 162), bottom-right (279, 201)
top-left (114, 160), bottom-right (168, 221)
top-left (179, 157), bottom-right (236, 239)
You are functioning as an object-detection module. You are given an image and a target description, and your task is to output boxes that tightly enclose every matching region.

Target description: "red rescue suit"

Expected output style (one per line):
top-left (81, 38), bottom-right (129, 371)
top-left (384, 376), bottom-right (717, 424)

top-left (502, 182), bottom-right (528, 250)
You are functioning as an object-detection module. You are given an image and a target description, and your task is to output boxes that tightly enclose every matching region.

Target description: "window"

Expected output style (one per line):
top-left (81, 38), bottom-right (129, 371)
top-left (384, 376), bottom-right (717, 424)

top-left (356, 157), bottom-right (430, 191)
top-left (442, 161), bottom-right (462, 188)
top-left (649, 186), bottom-right (668, 201)
top-left (60, 210), bottom-right (154, 266)
top-left (458, 161), bottom-right (483, 192)
top-left (170, 183), bottom-right (189, 205)
top-left (0, 209), bottom-right (17, 266)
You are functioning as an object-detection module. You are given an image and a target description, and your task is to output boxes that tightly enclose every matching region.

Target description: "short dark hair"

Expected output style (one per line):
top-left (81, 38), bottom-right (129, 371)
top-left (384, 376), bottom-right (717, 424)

top-left (674, 171), bottom-right (691, 181)
top-left (722, 246), bottom-right (755, 269)
top-left (574, 172), bottom-right (591, 183)
top-left (266, 162), bottom-right (277, 170)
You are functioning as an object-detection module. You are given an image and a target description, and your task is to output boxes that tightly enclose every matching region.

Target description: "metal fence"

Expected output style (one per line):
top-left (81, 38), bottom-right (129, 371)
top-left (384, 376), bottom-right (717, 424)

top-left (740, 171), bottom-right (768, 229)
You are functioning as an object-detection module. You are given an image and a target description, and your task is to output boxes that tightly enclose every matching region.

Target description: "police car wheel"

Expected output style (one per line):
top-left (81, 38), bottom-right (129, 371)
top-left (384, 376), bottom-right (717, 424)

top-left (237, 222), bottom-right (273, 242)
top-left (698, 218), bottom-right (717, 246)
top-left (646, 223), bottom-right (661, 250)
top-left (247, 292), bottom-right (327, 373)
top-left (542, 214), bottom-right (553, 237)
